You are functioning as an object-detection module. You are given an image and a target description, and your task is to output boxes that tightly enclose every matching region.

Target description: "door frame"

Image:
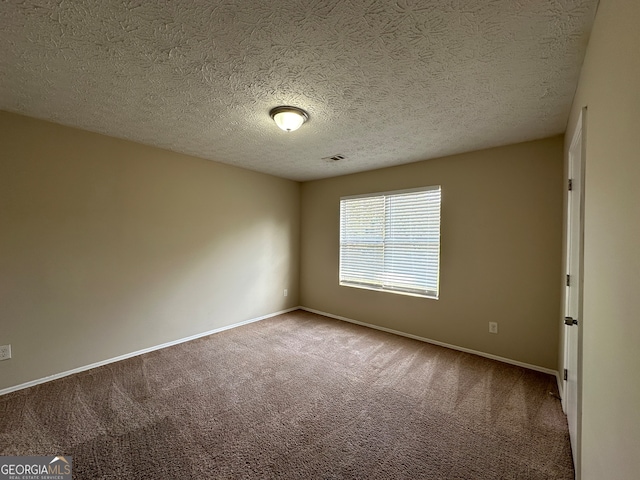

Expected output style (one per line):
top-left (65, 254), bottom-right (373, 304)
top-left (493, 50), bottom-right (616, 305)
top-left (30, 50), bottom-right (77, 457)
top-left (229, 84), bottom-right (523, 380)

top-left (563, 106), bottom-right (586, 478)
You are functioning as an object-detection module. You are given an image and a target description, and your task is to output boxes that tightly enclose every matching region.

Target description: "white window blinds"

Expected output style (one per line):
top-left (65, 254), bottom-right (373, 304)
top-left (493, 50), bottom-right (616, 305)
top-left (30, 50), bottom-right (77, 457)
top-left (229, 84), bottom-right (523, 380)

top-left (339, 186), bottom-right (441, 298)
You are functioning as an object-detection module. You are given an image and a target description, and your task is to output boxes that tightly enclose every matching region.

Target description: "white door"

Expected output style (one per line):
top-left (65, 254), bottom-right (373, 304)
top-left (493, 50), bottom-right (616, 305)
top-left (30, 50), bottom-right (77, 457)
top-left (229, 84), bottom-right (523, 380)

top-left (564, 107), bottom-right (585, 475)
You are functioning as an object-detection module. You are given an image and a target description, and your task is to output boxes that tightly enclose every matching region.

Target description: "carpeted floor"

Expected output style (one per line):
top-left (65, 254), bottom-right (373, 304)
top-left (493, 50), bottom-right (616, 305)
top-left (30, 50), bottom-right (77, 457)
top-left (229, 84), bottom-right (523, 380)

top-left (0, 310), bottom-right (574, 479)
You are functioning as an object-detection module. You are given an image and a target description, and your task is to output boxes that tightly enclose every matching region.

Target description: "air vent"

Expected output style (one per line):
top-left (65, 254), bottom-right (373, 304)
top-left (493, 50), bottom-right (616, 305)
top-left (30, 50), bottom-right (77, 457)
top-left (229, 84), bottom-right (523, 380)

top-left (322, 154), bottom-right (346, 162)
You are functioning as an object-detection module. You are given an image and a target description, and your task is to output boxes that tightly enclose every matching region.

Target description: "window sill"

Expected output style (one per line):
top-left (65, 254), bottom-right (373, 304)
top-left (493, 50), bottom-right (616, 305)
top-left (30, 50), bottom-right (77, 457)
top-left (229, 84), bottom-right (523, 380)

top-left (339, 282), bottom-right (438, 300)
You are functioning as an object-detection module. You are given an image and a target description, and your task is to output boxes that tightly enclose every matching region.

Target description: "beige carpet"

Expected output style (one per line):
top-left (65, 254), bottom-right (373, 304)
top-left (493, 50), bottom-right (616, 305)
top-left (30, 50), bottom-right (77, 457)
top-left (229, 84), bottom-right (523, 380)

top-left (0, 310), bottom-right (574, 479)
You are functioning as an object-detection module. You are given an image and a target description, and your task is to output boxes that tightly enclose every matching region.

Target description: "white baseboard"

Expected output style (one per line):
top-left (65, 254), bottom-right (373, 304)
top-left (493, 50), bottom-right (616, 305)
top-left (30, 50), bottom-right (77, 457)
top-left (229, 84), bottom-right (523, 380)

top-left (301, 307), bottom-right (559, 377)
top-left (2, 306), bottom-right (561, 397)
top-left (0, 307), bottom-right (300, 397)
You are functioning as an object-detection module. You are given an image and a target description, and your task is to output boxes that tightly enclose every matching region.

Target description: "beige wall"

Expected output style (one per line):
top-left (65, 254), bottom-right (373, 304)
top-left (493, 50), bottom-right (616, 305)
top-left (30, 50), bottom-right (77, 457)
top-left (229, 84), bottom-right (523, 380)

top-left (0, 111), bottom-right (300, 391)
top-left (564, 0), bottom-right (640, 478)
top-left (301, 137), bottom-right (564, 370)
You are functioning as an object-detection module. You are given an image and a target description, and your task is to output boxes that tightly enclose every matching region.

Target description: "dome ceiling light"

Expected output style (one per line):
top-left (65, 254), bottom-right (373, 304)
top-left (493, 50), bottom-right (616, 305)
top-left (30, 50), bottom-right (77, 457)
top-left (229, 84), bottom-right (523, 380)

top-left (269, 106), bottom-right (309, 132)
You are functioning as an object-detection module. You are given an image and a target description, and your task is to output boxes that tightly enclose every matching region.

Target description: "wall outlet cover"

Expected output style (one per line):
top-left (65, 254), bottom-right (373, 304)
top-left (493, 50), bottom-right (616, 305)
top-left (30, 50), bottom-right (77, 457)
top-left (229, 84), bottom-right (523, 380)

top-left (0, 345), bottom-right (11, 361)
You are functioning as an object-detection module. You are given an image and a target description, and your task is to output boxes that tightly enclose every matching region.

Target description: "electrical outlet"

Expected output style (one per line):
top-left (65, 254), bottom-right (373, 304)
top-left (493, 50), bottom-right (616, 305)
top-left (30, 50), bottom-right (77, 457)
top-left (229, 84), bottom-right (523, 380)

top-left (0, 345), bottom-right (11, 361)
top-left (489, 322), bottom-right (498, 334)
top-left (283, 289), bottom-right (288, 297)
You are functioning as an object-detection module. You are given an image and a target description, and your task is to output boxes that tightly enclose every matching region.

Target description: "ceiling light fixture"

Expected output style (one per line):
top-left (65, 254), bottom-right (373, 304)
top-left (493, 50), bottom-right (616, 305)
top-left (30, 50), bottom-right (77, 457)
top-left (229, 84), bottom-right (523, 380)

top-left (269, 106), bottom-right (309, 132)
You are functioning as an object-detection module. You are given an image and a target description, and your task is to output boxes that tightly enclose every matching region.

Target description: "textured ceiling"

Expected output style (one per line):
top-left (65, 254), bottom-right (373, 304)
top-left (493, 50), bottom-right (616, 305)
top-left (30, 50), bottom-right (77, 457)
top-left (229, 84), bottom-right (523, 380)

top-left (0, 0), bottom-right (598, 181)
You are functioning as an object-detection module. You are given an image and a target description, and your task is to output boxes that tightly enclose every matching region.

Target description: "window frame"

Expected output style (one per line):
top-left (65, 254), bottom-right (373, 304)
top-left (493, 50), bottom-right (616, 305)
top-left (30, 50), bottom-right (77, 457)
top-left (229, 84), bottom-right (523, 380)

top-left (339, 185), bottom-right (442, 300)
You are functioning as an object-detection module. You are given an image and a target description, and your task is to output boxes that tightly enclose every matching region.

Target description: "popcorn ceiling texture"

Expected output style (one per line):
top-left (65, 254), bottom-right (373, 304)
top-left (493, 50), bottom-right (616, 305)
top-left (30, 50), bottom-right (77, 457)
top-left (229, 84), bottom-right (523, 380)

top-left (0, 0), bottom-right (597, 181)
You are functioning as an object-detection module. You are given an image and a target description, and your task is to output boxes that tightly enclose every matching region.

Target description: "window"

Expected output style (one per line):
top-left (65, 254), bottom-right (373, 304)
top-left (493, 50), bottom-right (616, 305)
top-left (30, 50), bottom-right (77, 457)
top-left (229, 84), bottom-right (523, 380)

top-left (339, 186), bottom-right (441, 299)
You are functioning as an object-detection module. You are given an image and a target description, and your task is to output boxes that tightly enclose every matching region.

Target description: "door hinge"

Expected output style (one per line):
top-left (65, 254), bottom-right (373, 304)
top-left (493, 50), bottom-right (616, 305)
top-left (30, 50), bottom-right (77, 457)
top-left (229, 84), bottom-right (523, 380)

top-left (563, 369), bottom-right (568, 381)
top-left (566, 274), bottom-right (570, 286)
top-left (568, 179), bottom-right (573, 191)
